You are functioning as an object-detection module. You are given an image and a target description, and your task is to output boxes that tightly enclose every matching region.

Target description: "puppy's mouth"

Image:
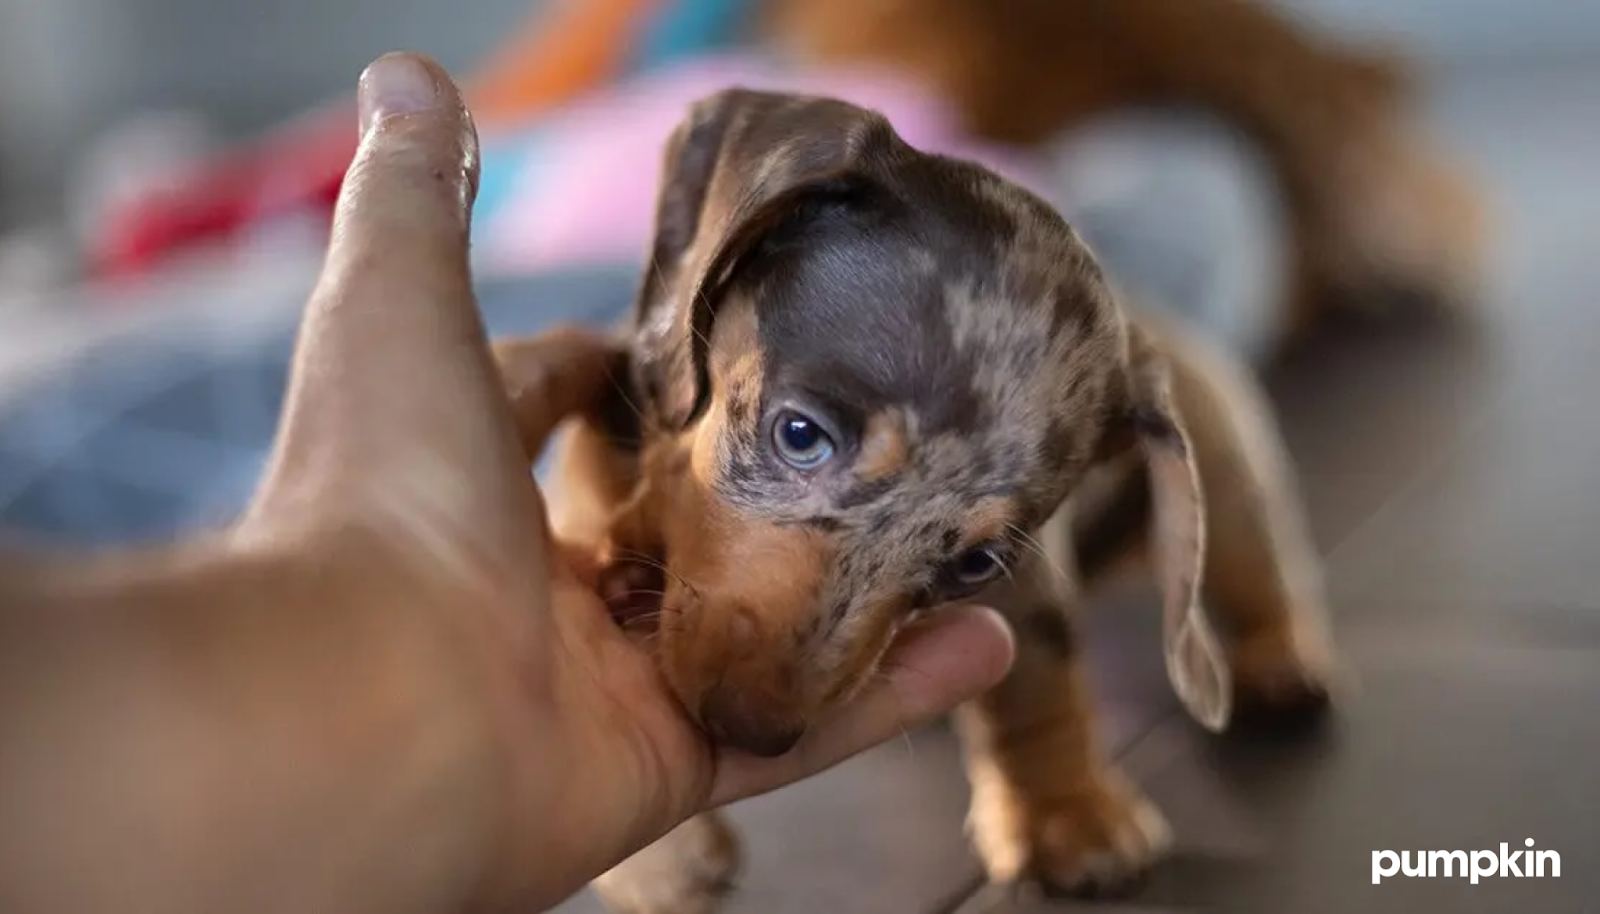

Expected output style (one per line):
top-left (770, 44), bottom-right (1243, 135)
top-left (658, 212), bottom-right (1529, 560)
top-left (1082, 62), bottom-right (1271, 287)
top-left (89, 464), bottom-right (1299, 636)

top-left (598, 553), bottom-right (668, 635)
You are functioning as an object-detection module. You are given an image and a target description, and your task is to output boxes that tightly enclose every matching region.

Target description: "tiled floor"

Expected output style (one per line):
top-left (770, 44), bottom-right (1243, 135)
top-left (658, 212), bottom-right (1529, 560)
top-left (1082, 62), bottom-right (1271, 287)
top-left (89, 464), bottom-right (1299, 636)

top-left (553, 64), bottom-right (1600, 913)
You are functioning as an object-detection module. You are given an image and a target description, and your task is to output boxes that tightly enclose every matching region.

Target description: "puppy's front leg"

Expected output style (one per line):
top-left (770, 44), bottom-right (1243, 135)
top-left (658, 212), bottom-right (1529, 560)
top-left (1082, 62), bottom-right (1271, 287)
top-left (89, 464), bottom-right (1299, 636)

top-left (591, 812), bottom-right (740, 914)
top-left (956, 521), bottom-right (1170, 895)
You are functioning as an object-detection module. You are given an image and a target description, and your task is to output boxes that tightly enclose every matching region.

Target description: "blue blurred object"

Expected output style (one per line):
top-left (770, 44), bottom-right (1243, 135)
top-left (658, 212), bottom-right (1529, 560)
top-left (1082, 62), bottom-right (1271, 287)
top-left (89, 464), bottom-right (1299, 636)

top-left (1051, 111), bottom-right (1288, 364)
top-left (630, 0), bottom-right (754, 72)
top-left (0, 268), bottom-right (637, 546)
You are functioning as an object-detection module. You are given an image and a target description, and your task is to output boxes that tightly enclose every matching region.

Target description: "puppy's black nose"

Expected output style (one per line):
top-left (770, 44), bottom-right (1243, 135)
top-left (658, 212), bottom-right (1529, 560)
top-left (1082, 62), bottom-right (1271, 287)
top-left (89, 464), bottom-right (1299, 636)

top-left (698, 686), bottom-right (807, 758)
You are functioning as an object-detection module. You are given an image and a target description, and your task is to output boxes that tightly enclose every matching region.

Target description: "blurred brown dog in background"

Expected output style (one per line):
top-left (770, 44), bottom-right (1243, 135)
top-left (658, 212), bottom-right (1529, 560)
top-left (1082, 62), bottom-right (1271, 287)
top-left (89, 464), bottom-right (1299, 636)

top-left (766, 0), bottom-right (1488, 351)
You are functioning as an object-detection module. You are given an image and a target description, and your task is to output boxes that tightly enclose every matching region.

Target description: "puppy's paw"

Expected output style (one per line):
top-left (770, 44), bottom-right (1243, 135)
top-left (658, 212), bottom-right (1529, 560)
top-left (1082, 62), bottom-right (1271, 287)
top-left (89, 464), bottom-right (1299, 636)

top-left (592, 814), bottom-right (740, 914)
top-left (971, 767), bottom-right (1171, 897)
top-left (1228, 628), bottom-right (1338, 728)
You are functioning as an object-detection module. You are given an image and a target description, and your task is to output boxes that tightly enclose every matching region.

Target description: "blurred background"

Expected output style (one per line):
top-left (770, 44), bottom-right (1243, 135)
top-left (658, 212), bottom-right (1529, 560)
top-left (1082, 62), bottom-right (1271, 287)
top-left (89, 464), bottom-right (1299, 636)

top-left (6, 0), bottom-right (1596, 543)
top-left (0, 1), bottom-right (1597, 910)
top-left (0, 0), bottom-right (1591, 214)
top-left (0, 0), bottom-right (1595, 234)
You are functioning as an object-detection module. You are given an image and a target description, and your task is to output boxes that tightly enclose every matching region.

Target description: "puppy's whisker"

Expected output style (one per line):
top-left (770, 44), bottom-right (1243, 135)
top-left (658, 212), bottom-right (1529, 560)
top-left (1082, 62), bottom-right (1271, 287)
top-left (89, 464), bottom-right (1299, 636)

top-left (611, 549), bottom-right (698, 591)
top-left (608, 589), bottom-right (669, 600)
top-left (687, 286), bottom-right (718, 352)
top-left (1005, 522), bottom-right (1050, 564)
top-left (611, 548), bottom-right (669, 570)
top-left (622, 610), bottom-right (682, 627)
top-left (866, 669), bottom-right (918, 759)
top-left (890, 715), bottom-right (916, 759)
top-left (689, 320), bottom-right (714, 354)
top-left (613, 552), bottom-right (662, 568)
top-left (594, 327), bottom-right (648, 428)
top-left (608, 368), bottom-right (648, 426)
top-left (1007, 522), bottom-right (1070, 588)
top-left (618, 623), bottom-right (667, 649)
top-left (606, 592), bottom-right (689, 623)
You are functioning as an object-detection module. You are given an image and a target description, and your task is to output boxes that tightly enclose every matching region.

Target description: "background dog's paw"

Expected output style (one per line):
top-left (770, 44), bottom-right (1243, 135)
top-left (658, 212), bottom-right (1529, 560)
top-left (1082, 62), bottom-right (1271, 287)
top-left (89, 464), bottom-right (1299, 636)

top-left (1315, 130), bottom-right (1490, 326)
top-left (970, 768), bottom-right (1171, 897)
top-left (592, 814), bottom-right (741, 914)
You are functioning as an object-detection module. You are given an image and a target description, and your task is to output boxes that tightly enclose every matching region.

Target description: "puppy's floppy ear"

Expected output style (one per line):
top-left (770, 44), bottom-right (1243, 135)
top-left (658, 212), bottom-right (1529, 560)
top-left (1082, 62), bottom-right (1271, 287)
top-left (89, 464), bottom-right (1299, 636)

top-left (632, 88), bottom-right (900, 429)
top-left (1119, 324), bottom-right (1233, 732)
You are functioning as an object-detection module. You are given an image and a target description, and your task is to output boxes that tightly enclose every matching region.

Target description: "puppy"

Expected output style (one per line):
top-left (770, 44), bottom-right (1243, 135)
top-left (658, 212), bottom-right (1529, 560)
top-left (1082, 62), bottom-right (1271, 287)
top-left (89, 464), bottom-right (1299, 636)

top-left (519, 89), bottom-right (1336, 910)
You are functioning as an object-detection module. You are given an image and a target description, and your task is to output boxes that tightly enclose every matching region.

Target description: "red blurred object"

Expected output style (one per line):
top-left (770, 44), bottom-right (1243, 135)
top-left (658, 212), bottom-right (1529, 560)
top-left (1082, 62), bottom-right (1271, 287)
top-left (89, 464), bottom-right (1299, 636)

top-left (86, 0), bottom-right (659, 281)
top-left (89, 108), bottom-right (357, 280)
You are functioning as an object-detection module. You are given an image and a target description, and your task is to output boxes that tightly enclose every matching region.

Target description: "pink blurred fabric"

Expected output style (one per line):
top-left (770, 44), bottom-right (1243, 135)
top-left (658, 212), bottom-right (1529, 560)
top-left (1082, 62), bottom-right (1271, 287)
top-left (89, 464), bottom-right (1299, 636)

top-left (474, 53), bottom-right (1050, 272)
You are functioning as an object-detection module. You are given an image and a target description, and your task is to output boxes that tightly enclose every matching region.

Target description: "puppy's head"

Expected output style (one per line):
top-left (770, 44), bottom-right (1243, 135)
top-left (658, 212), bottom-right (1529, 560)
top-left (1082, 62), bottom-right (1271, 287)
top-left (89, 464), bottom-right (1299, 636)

top-left (608, 90), bottom-right (1227, 755)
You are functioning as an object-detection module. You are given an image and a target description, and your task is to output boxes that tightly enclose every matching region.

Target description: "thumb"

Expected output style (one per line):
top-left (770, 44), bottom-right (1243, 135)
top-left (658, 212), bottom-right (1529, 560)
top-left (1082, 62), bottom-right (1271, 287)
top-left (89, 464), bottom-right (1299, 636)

top-left (288, 51), bottom-right (487, 446)
top-left (259, 54), bottom-right (529, 520)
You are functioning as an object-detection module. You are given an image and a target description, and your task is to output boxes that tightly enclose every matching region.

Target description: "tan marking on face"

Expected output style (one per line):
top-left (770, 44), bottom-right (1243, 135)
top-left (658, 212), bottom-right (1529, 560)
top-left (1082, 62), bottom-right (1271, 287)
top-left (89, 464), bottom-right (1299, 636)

top-left (962, 495), bottom-right (1023, 547)
top-left (707, 295), bottom-right (764, 416)
top-left (674, 501), bottom-right (834, 643)
top-left (684, 303), bottom-right (758, 486)
top-left (855, 408), bottom-right (911, 482)
top-left (655, 421), bottom-right (841, 720)
top-left (727, 348), bottom-right (763, 398)
top-left (688, 404), bottom-right (723, 483)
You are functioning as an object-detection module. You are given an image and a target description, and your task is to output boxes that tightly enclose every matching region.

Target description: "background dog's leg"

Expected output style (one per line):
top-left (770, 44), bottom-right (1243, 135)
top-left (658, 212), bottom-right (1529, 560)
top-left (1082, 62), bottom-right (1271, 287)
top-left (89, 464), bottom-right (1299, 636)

top-left (1161, 324), bottom-right (1339, 723)
top-left (591, 811), bottom-right (741, 914)
top-left (955, 524), bottom-right (1170, 895)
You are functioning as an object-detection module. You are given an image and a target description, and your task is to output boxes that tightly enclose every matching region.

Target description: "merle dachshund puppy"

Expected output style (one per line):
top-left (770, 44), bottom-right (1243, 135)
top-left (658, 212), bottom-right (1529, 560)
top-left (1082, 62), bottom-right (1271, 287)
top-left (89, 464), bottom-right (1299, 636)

top-left (505, 89), bottom-right (1337, 911)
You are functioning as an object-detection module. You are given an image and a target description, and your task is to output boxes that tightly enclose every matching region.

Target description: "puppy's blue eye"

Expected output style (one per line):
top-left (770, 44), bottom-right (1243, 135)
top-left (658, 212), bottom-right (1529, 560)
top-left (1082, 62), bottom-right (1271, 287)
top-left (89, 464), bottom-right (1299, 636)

top-left (772, 411), bottom-right (835, 470)
top-left (951, 547), bottom-right (1004, 587)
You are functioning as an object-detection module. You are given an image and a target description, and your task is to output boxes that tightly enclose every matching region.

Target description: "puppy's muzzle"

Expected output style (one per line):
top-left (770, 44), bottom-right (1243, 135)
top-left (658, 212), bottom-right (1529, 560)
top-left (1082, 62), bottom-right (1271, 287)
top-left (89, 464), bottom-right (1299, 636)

top-left (697, 684), bottom-right (808, 757)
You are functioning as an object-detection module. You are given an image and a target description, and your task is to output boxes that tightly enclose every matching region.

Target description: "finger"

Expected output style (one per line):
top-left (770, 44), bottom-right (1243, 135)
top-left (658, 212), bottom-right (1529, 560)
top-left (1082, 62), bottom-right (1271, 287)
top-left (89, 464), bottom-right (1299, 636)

top-left (707, 606), bottom-right (1015, 807)
top-left (273, 53), bottom-right (515, 477)
top-left (321, 51), bottom-right (482, 368)
top-left (492, 327), bottom-right (628, 461)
